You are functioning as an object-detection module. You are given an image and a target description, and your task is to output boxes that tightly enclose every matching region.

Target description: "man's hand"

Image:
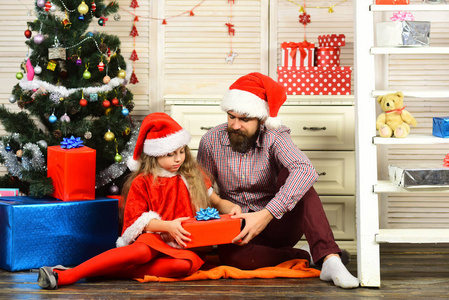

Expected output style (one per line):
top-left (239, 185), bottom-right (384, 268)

top-left (231, 209), bottom-right (273, 245)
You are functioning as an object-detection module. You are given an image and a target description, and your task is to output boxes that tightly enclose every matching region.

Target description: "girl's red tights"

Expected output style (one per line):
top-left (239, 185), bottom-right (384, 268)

top-left (55, 242), bottom-right (192, 286)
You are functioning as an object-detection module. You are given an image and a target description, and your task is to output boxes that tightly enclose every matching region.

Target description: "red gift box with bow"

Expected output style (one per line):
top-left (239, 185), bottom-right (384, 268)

top-left (182, 214), bottom-right (241, 248)
top-left (47, 146), bottom-right (96, 201)
top-left (281, 41), bottom-right (315, 67)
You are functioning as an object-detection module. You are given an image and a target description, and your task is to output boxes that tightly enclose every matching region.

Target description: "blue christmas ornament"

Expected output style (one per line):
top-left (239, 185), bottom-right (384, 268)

top-left (60, 136), bottom-right (84, 149)
top-left (195, 207), bottom-right (220, 221)
top-left (49, 114), bottom-right (57, 123)
top-left (121, 108), bottom-right (129, 116)
top-left (86, 31), bottom-right (94, 37)
top-left (79, 14), bottom-right (85, 21)
top-left (5, 144), bottom-right (11, 152)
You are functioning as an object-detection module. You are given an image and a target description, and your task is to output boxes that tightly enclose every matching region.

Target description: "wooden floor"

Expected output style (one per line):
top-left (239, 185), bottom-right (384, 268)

top-left (1, 245), bottom-right (448, 299)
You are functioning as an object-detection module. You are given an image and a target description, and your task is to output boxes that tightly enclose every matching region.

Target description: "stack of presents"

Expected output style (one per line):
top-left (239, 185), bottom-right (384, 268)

top-left (0, 145), bottom-right (120, 271)
top-left (0, 143), bottom-right (241, 272)
top-left (277, 34), bottom-right (352, 96)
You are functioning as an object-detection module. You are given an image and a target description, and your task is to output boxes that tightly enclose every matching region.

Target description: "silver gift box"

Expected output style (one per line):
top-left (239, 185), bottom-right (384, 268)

top-left (388, 164), bottom-right (449, 188)
top-left (48, 47), bottom-right (66, 60)
top-left (376, 21), bottom-right (431, 47)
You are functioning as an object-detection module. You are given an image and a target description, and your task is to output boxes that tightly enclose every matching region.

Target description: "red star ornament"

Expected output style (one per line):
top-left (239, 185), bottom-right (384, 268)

top-left (299, 12), bottom-right (311, 25)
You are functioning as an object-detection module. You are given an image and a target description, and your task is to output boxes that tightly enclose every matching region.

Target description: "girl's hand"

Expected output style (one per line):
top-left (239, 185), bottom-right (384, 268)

top-left (165, 217), bottom-right (191, 248)
top-left (229, 204), bottom-right (242, 216)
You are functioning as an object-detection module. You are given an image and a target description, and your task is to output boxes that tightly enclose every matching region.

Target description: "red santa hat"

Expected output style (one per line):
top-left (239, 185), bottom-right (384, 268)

top-left (221, 72), bottom-right (287, 130)
top-left (127, 112), bottom-right (191, 171)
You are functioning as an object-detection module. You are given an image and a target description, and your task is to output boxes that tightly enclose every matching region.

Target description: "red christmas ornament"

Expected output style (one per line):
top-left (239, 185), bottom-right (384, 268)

top-left (80, 98), bottom-right (88, 107)
top-left (111, 98), bottom-right (119, 106)
top-left (102, 99), bottom-right (111, 108)
top-left (190, 10), bottom-right (195, 16)
top-left (130, 50), bottom-right (139, 61)
top-left (134, 16), bottom-right (139, 22)
top-left (24, 29), bottom-right (32, 39)
top-left (130, 0), bottom-right (139, 8)
top-left (45, 1), bottom-right (51, 12)
top-left (162, 19), bottom-right (167, 25)
top-left (130, 71), bottom-right (139, 84)
top-left (91, 1), bottom-right (96, 12)
top-left (299, 12), bottom-right (311, 25)
top-left (97, 61), bottom-right (105, 71)
top-left (225, 23), bottom-right (235, 36)
top-left (130, 25), bottom-right (139, 37)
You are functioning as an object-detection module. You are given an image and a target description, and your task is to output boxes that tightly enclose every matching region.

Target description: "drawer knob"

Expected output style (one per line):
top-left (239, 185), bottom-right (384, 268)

top-left (318, 172), bottom-right (326, 176)
top-left (200, 126), bottom-right (213, 131)
top-left (303, 126), bottom-right (326, 131)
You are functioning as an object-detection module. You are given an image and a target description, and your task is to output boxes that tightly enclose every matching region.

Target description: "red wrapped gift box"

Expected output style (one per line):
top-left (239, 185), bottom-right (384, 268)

top-left (375, 0), bottom-right (409, 4)
top-left (317, 34), bottom-right (346, 47)
top-left (0, 188), bottom-right (19, 197)
top-left (277, 66), bottom-right (352, 96)
top-left (315, 47), bottom-right (341, 67)
top-left (182, 214), bottom-right (241, 248)
top-left (47, 146), bottom-right (96, 201)
top-left (281, 41), bottom-right (315, 67)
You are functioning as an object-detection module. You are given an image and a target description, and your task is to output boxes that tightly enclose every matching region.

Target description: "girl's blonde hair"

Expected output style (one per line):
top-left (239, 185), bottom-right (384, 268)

top-left (119, 146), bottom-right (210, 228)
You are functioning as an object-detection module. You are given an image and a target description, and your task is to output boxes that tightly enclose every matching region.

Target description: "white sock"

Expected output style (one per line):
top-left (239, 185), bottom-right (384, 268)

top-left (320, 256), bottom-right (360, 289)
top-left (299, 244), bottom-right (315, 266)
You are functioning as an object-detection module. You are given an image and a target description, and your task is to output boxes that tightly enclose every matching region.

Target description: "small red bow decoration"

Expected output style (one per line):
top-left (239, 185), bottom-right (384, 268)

top-left (386, 106), bottom-right (406, 114)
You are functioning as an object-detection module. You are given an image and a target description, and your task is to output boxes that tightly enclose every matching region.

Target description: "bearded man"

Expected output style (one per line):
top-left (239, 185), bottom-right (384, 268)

top-left (197, 72), bottom-right (359, 289)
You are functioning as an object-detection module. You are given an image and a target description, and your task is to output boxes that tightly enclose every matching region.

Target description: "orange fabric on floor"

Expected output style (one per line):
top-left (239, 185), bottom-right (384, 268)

top-left (135, 259), bottom-right (320, 282)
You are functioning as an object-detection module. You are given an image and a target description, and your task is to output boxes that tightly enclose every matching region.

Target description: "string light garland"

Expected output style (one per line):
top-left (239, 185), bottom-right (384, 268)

top-left (286, 0), bottom-right (347, 13)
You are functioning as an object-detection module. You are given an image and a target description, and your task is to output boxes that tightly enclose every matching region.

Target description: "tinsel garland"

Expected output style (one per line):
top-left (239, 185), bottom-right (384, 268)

top-left (18, 62), bottom-right (133, 98)
top-left (22, 143), bottom-right (46, 171)
top-left (95, 124), bottom-right (139, 188)
top-left (0, 141), bottom-right (23, 178)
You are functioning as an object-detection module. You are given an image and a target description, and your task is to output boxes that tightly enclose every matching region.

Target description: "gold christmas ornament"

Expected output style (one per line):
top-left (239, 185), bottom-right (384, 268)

top-left (16, 149), bottom-right (23, 158)
top-left (103, 75), bottom-right (111, 84)
top-left (105, 107), bottom-right (112, 115)
top-left (104, 130), bottom-right (115, 142)
top-left (78, 1), bottom-right (89, 14)
top-left (47, 60), bottom-right (57, 71)
top-left (117, 69), bottom-right (126, 79)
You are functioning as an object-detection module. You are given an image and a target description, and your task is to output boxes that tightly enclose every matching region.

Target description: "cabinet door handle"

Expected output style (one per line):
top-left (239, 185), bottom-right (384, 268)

top-left (317, 172), bottom-right (326, 176)
top-left (303, 126), bottom-right (326, 131)
top-left (200, 126), bottom-right (213, 131)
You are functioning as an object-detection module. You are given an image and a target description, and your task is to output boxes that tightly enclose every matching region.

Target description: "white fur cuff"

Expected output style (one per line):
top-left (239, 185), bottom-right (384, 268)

top-left (116, 211), bottom-right (161, 247)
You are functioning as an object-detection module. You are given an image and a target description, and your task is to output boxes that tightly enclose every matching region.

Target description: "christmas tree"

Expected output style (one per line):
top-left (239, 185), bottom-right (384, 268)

top-left (0, 0), bottom-right (137, 198)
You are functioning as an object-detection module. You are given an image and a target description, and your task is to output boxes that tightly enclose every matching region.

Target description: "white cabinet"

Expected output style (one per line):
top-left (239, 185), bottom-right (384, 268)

top-left (166, 94), bottom-right (356, 246)
top-left (354, 2), bottom-right (449, 287)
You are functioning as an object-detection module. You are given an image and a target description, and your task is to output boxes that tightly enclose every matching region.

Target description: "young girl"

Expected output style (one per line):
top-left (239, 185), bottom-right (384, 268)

top-left (37, 112), bottom-right (241, 289)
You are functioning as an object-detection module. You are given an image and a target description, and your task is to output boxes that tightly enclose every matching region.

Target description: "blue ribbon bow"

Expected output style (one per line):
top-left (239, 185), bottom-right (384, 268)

top-left (195, 207), bottom-right (220, 221)
top-left (60, 136), bottom-right (84, 149)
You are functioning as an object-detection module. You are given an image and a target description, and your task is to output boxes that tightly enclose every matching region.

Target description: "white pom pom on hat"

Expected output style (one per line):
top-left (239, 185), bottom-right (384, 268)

top-left (127, 112), bottom-right (191, 171)
top-left (221, 72), bottom-right (287, 130)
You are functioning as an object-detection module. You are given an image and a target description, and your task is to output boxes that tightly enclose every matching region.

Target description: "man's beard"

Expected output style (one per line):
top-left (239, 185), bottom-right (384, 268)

top-left (226, 126), bottom-right (260, 153)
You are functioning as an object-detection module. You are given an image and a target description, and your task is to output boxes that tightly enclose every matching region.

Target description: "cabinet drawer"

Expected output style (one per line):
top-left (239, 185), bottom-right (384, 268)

top-left (321, 195), bottom-right (355, 240)
top-left (279, 106), bottom-right (354, 151)
top-left (304, 151), bottom-right (355, 195)
top-left (170, 105), bottom-right (226, 150)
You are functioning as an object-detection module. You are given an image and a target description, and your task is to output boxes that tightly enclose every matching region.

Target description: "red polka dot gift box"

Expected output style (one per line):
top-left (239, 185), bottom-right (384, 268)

top-left (277, 66), bottom-right (352, 96)
top-left (315, 47), bottom-right (341, 67)
top-left (317, 34), bottom-right (346, 48)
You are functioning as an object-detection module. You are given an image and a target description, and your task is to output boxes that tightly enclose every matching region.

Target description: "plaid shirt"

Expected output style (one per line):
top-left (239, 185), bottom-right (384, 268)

top-left (197, 123), bottom-right (318, 219)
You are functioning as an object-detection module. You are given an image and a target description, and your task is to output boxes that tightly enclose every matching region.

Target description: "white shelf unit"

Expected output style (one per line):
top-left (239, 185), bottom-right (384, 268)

top-left (354, 2), bottom-right (449, 287)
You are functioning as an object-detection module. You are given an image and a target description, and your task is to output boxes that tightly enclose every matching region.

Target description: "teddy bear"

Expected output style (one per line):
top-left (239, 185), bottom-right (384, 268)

top-left (376, 91), bottom-right (417, 138)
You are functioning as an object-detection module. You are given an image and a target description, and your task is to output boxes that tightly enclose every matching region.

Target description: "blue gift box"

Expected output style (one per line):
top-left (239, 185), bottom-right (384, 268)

top-left (433, 117), bottom-right (449, 138)
top-left (0, 196), bottom-right (118, 271)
